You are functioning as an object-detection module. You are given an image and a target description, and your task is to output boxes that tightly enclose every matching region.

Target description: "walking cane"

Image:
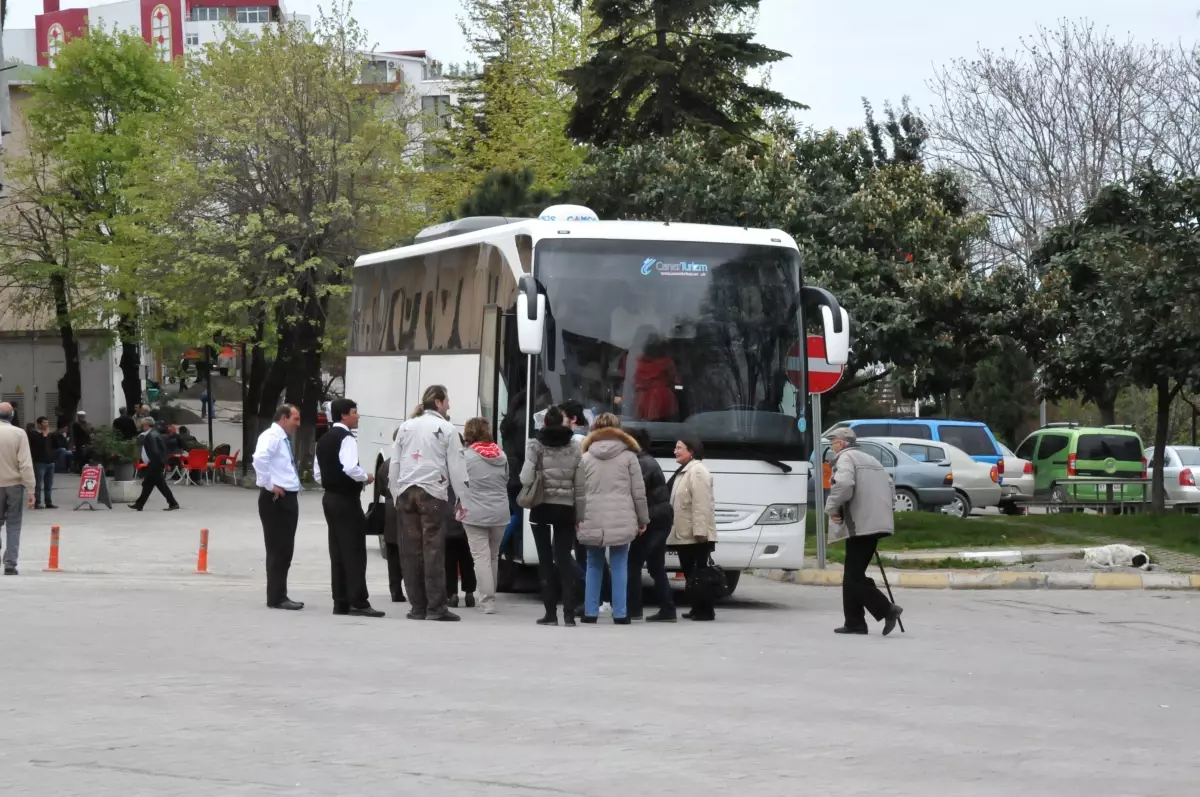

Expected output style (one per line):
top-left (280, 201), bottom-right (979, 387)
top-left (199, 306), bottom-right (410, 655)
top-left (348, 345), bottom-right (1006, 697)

top-left (874, 551), bottom-right (905, 633)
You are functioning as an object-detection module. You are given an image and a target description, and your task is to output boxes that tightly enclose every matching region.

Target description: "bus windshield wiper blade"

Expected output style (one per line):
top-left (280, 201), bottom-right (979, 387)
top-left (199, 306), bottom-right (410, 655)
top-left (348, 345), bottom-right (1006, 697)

top-left (762, 459), bottom-right (792, 473)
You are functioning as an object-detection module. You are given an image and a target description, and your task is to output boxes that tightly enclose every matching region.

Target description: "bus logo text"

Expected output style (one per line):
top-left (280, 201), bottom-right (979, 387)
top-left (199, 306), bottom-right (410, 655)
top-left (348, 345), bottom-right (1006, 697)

top-left (640, 258), bottom-right (709, 277)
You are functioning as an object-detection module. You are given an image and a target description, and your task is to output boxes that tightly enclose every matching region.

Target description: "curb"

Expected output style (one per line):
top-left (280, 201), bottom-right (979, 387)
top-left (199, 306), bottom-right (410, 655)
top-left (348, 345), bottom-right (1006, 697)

top-left (753, 569), bottom-right (1200, 591)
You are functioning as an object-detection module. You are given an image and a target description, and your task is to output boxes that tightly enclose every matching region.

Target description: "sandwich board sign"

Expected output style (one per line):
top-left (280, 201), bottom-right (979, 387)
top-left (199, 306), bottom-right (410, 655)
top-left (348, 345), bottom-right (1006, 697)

top-left (76, 465), bottom-right (113, 510)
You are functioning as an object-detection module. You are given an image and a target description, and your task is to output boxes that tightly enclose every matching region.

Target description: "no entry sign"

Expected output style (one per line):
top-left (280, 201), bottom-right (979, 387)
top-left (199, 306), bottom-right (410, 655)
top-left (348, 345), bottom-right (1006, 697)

top-left (786, 335), bottom-right (845, 394)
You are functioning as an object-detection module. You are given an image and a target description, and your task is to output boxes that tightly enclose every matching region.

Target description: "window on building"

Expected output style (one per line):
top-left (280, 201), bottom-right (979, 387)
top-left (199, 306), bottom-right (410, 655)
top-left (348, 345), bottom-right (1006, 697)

top-left (361, 60), bottom-right (389, 84)
top-left (186, 32), bottom-right (200, 46)
top-left (190, 6), bottom-right (229, 21)
top-left (420, 94), bottom-right (453, 130)
top-left (237, 6), bottom-right (272, 24)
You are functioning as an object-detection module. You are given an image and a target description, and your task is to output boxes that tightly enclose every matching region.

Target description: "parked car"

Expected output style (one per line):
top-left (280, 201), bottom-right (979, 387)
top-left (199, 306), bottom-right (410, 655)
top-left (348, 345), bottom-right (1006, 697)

top-left (1144, 446), bottom-right (1200, 504)
top-left (826, 418), bottom-right (1004, 464)
top-left (997, 443), bottom-right (1035, 515)
top-left (1014, 424), bottom-right (1147, 503)
top-left (865, 437), bottom-right (1002, 518)
top-left (810, 438), bottom-right (956, 512)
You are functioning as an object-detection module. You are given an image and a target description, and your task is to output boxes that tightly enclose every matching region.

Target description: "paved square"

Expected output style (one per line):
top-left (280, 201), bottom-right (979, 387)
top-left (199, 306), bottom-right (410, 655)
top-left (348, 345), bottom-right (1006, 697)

top-left (2, 486), bottom-right (1197, 795)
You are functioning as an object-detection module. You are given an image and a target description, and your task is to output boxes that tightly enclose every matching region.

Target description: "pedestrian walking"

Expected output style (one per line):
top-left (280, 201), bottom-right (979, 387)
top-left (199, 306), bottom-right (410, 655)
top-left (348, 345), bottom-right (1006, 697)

top-left (443, 483), bottom-right (478, 608)
top-left (373, 446), bottom-right (405, 603)
top-left (252, 404), bottom-right (304, 611)
top-left (824, 427), bottom-right (904, 636)
top-left (626, 428), bottom-right (675, 622)
top-left (667, 438), bottom-right (718, 621)
top-left (0, 402), bottom-right (35, 575)
top-left (315, 398), bottom-right (383, 618)
top-left (28, 417), bottom-right (58, 509)
top-left (389, 385), bottom-right (462, 622)
top-left (449, 417), bottom-right (510, 615)
top-left (130, 418), bottom-right (181, 512)
top-left (521, 406), bottom-right (584, 626)
top-left (574, 413), bottom-right (649, 625)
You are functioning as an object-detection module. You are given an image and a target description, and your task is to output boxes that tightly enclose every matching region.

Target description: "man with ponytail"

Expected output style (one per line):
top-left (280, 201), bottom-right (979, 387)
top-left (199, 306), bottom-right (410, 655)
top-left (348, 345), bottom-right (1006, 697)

top-left (389, 385), bottom-right (462, 622)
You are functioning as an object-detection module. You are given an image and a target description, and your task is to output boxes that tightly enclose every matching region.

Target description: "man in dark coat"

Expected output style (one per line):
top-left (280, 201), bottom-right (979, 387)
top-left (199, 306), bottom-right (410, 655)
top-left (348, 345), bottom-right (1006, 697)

top-left (374, 451), bottom-right (405, 603)
top-left (626, 428), bottom-right (676, 621)
top-left (131, 417), bottom-right (180, 512)
top-left (112, 407), bottom-right (138, 440)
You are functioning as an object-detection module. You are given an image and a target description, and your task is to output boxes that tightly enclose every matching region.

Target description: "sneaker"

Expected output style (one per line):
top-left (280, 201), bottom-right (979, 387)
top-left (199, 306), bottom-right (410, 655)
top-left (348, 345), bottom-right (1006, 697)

top-left (482, 605), bottom-right (496, 615)
top-left (464, 594), bottom-right (476, 608)
top-left (599, 602), bottom-right (612, 615)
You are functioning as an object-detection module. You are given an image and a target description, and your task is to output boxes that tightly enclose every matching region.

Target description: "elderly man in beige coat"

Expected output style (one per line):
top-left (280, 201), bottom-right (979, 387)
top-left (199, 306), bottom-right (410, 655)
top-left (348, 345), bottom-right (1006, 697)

top-left (825, 427), bottom-right (903, 636)
top-left (0, 402), bottom-right (36, 575)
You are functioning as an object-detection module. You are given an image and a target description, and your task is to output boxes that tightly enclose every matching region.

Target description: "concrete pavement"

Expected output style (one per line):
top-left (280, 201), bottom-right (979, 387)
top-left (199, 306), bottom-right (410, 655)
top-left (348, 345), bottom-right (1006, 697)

top-left (2, 486), bottom-right (1199, 796)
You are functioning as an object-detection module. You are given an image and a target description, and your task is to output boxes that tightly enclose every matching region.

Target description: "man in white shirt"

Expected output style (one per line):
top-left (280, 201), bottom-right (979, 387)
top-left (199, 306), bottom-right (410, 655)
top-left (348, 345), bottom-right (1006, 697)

top-left (314, 398), bottom-right (382, 618)
top-left (252, 404), bottom-right (304, 611)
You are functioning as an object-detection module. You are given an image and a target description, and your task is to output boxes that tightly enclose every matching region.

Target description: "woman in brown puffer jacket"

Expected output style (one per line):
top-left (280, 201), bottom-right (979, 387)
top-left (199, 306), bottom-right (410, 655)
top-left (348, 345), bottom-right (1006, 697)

top-left (574, 413), bottom-right (649, 625)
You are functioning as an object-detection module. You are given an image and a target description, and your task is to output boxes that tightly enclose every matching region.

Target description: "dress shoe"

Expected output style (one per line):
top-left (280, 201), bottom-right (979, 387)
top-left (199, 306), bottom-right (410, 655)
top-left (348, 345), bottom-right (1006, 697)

top-left (33, 504), bottom-right (42, 510)
top-left (613, 617), bottom-right (632, 625)
top-left (681, 611), bottom-right (693, 620)
top-left (127, 505), bottom-right (142, 512)
top-left (690, 613), bottom-right (715, 622)
top-left (164, 505), bottom-right (181, 512)
top-left (426, 610), bottom-right (461, 622)
top-left (645, 611), bottom-right (677, 623)
top-left (391, 592), bottom-right (407, 603)
top-left (349, 605), bottom-right (385, 618)
top-left (581, 616), bottom-right (598, 624)
top-left (882, 605), bottom-right (904, 637)
top-left (45, 503), bottom-right (57, 509)
top-left (563, 614), bottom-right (575, 627)
top-left (405, 610), bottom-right (427, 620)
top-left (464, 594), bottom-right (476, 608)
top-left (536, 614), bottom-right (559, 626)
top-left (4, 565), bottom-right (18, 576)
top-left (834, 625), bottom-right (868, 635)
top-left (270, 600), bottom-right (304, 611)
top-left (447, 594), bottom-right (460, 608)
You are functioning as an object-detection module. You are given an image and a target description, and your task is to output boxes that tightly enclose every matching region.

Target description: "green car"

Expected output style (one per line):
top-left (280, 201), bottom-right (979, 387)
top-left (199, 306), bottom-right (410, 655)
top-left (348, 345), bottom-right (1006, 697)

top-left (1014, 424), bottom-right (1147, 503)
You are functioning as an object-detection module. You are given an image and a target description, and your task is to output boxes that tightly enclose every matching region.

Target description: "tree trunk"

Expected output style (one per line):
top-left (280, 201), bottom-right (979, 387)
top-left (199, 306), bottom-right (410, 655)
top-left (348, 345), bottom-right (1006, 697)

top-left (117, 304), bottom-right (142, 415)
top-left (289, 288), bottom-right (326, 476)
top-left (653, 0), bottom-right (672, 137)
top-left (1096, 394), bottom-right (1117, 427)
top-left (1151, 378), bottom-right (1177, 514)
top-left (51, 273), bottom-right (82, 428)
top-left (242, 316), bottom-right (267, 469)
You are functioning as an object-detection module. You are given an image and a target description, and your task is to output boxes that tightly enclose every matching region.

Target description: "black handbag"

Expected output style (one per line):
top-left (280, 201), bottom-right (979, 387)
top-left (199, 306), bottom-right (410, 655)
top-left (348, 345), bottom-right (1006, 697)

top-left (688, 555), bottom-right (730, 603)
top-left (365, 468), bottom-right (386, 538)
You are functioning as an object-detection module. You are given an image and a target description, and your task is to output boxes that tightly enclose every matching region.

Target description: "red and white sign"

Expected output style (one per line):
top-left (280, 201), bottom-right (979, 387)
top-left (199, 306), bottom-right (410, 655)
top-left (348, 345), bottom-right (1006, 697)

top-left (786, 335), bottom-right (845, 394)
top-left (78, 465), bottom-right (103, 500)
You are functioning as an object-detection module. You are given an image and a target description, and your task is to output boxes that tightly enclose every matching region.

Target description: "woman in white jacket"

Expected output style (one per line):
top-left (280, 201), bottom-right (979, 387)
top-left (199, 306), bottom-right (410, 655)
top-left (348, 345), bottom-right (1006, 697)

top-left (389, 385), bottom-right (462, 622)
top-left (667, 437), bottom-right (718, 621)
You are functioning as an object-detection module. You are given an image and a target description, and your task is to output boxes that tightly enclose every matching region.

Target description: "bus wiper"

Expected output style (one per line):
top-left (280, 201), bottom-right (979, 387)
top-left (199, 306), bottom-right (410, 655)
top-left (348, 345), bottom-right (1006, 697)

top-left (762, 459), bottom-right (793, 473)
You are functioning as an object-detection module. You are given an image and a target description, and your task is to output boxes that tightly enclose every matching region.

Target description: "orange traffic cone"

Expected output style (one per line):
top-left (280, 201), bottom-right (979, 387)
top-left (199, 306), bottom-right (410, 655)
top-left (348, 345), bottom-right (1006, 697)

top-left (196, 528), bottom-right (210, 574)
top-left (45, 526), bottom-right (61, 572)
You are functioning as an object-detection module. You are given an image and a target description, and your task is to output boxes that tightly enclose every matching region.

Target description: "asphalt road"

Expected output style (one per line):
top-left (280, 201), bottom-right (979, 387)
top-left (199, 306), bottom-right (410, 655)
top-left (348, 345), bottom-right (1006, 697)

top-left (2, 488), bottom-right (1197, 796)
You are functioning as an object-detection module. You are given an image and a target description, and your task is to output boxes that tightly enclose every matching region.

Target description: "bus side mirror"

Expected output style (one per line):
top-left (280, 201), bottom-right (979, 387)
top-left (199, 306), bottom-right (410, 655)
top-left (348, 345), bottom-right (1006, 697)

top-left (517, 275), bottom-right (545, 355)
top-left (800, 286), bottom-right (850, 366)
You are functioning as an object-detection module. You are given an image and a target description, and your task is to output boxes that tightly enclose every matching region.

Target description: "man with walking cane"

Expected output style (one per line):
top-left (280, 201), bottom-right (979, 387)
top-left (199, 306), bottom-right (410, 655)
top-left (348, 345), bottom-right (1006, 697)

top-left (824, 427), bottom-right (904, 636)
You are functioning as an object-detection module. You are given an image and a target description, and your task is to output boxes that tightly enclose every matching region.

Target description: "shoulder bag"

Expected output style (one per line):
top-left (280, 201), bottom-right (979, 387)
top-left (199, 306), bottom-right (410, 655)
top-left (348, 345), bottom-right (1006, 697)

top-left (516, 447), bottom-right (546, 509)
top-left (364, 468), bottom-right (386, 538)
top-left (688, 553), bottom-right (730, 604)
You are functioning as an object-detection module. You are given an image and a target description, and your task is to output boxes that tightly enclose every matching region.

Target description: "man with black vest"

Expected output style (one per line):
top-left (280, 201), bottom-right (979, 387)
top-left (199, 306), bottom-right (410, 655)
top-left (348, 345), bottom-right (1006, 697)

top-left (315, 398), bottom-right (384, 618)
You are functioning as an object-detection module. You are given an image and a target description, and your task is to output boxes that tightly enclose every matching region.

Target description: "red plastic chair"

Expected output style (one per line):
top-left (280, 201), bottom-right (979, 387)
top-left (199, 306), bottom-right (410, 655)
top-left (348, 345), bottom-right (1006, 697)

top-left (211, 449), bottom-right (240, 484)
top-left (182, 449), bottom-right (211, 486)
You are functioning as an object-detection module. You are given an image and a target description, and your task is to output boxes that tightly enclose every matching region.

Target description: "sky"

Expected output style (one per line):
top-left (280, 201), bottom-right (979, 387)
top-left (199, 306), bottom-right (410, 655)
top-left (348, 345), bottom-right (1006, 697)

top-left (7, 0), bottom-right (1199, 131)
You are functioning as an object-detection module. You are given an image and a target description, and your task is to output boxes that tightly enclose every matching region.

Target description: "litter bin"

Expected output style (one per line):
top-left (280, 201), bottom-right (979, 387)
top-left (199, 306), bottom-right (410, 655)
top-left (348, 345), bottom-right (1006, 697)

top-left (147, 387), bottom-right (160, 402)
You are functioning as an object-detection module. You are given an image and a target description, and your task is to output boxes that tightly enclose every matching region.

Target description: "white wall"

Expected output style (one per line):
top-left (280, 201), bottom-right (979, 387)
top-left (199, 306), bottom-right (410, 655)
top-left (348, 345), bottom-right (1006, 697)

top-left (90, 0), bottom-right (144, 36)
top-left (3, 28), bottom-right (38, 66)
top-left (0, 334), bottom-right (116, 424)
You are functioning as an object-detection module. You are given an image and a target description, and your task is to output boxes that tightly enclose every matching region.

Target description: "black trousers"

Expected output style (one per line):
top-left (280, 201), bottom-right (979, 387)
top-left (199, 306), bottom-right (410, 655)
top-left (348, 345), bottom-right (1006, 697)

top-left (628, 526), bottom-right (672, 618)
top-left (258, 489), bottom-right (299, 606)
top-left (675, 542), bottom-right (716, 619)
top-left (445, 535), bottom-right (477, 597)
top-left (842, 533), bottom-right (893, 627)
top-left (385, 541), bottom-right (404, 600)
top-left (322, 492), bottom-right (370, 609)
top-left (532, 504), bottom-right (579, 617)
top-left (135, 464), bottom-right (178, 510)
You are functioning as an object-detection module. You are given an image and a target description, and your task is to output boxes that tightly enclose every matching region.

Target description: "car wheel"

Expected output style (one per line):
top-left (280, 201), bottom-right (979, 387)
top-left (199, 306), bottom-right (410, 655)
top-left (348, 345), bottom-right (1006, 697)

top-left (723, 570), bottom-right (741, 598)
top-left (941, 491), bottom-right (972, 519)
top-left (894, 488), bottom-right (918, 512)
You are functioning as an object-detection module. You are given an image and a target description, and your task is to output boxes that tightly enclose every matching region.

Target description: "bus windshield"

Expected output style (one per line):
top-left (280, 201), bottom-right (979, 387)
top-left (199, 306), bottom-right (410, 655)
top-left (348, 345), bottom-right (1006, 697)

top-left (534, 237), bottom-right (807, 460)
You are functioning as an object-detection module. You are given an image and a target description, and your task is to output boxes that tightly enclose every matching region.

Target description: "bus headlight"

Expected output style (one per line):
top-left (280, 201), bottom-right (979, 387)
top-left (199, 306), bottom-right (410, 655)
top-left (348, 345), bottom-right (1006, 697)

top-left (758, 504), bottom-right (800, 524)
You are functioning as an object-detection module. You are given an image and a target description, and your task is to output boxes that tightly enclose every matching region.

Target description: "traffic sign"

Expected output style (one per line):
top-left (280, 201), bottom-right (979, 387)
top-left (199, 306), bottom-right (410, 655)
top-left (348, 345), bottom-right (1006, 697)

top-left (786, 336), bottom-right (845, 394)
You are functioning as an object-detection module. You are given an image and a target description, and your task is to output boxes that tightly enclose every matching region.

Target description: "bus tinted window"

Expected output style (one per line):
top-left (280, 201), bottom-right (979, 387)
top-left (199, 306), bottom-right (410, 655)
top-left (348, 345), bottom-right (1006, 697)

top-left (1076, 434), bottom-right (1142, 462)
top-left (348, 243), bottom-right (517, 354)
top-left (939, 425), bottom-right (997, 456)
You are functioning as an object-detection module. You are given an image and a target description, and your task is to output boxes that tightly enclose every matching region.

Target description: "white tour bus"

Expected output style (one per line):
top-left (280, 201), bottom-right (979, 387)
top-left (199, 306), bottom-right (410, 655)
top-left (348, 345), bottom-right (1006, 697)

top-left (347, 205), bottom-right (849, 594)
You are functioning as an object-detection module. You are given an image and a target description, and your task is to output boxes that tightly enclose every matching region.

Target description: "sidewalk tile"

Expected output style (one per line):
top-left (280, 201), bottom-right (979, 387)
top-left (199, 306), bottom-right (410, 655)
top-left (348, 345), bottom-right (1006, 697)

top-left (799, 569), bottom-right (843, 586)
top-left (1140, 573), bottom-right (1194, 590)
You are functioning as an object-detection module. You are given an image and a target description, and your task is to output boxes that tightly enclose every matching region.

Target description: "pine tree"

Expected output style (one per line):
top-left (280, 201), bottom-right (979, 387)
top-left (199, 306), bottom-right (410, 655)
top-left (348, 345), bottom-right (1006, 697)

top-left (563, 0), bottom-right (801, 146)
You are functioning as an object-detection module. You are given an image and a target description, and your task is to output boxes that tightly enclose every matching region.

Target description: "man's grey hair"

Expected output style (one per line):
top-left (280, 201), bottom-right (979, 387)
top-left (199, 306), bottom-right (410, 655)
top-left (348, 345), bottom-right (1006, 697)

top-left (828, 426), bottom-right (857, 443)
top-left (140, 417), bottom-right (156, 428)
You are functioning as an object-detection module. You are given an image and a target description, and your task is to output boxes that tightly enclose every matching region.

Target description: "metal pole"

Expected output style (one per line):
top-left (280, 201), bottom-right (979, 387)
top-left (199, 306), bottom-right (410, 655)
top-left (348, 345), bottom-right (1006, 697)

top-left (813, 392), bottom-right (826, 570)
top-left (240, 343), bottom-right (249, 478)
top-left (205, 346), bottom-right (214, 449)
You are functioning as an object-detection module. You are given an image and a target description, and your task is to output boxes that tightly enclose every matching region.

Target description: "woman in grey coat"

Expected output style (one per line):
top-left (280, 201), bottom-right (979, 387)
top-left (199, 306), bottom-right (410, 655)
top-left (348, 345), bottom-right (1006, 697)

top-left (449, 418), bottom-right (510, 614)
top-left (574, 413), bottom-right (649, 625)
top-left (520, 406), bottom-right (583, 626)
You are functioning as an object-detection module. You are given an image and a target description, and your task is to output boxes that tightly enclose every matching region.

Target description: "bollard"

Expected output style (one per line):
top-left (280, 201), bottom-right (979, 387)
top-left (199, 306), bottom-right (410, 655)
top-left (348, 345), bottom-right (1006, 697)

top-left (196, 528), bottom-right (210, 574)
top-left (45, 526), bottom-right (61, 572)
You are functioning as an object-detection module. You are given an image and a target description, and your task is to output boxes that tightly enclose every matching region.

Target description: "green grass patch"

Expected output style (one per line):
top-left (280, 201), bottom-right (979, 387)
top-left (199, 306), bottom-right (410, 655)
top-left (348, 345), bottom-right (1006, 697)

top-left (803, 510), bottom-right (1200, 559)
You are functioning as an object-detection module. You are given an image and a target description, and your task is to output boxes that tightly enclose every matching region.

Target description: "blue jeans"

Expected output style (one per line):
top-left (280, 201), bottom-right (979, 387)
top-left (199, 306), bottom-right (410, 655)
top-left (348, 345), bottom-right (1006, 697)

top-left (34, 462), bottom-right (55, 506)
top-left (585, 544), bottom-right (630, 619)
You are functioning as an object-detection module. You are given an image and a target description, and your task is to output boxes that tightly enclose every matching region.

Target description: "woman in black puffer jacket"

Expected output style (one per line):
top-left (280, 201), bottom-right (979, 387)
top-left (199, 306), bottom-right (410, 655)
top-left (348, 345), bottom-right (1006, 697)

top-left (626, 428), bottom-right (675, 622)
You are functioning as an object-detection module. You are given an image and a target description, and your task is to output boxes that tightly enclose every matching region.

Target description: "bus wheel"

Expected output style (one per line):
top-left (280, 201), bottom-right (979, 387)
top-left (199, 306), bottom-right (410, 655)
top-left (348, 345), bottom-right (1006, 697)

top-left (722, 570), bottom-right (741, 598)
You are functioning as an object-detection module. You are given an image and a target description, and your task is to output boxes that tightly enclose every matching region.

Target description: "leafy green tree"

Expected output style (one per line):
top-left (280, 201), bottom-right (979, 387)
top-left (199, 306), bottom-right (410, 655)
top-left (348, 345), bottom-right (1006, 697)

top-left (132, 9), bottom-right (423, 461)
top-left (1036, 170), bottom-right (1200, 511)
top-left (0, 29), bottom-right (180, 419)
top-left (450, 167), bottom-right (556, 219)
top-left (563, 0), bottom-right (800, 146)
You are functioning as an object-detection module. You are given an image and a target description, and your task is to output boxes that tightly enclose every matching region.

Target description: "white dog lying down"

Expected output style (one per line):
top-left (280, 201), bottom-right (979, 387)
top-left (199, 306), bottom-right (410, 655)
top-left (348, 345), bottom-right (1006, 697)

top-left (1082, 544), bottom-right (1151, 570)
